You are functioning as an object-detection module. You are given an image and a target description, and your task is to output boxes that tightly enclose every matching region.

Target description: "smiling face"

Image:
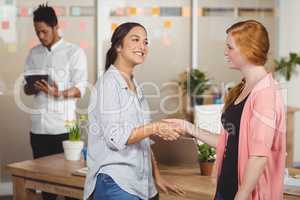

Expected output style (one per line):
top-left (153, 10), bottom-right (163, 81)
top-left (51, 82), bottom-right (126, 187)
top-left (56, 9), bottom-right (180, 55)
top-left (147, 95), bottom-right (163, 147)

top-left (34, 21), bottom-right (59, 48)
top-left (116, 26), bottom-right (148, 67)
top-left (224, 34), bottom-right (248, 69)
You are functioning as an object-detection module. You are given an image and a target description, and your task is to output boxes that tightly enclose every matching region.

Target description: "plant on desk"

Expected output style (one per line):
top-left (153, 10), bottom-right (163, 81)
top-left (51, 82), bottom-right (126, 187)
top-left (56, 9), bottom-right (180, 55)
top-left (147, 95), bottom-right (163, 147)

top-left (178, 69), bottom-right (210, 122)
top-left (63, 115), bottom-right (87, 161)
top-left (179, 68), bottom-right (210, 106)
top-left (198, 143), bottom-right (216, 176)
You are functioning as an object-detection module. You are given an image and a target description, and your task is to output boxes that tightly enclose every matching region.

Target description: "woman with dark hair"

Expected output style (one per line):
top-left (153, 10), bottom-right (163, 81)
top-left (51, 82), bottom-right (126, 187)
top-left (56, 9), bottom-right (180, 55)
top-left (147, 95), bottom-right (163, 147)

top-left (166, 20), bottom-right (286, 200)
top-left (84, 22), bottom-right (185, 200)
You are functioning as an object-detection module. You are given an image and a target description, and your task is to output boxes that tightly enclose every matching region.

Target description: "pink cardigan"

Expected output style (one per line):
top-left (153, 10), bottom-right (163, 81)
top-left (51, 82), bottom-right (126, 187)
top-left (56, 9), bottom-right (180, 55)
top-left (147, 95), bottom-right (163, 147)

top-left (216, 74), bottom-right (286, 200)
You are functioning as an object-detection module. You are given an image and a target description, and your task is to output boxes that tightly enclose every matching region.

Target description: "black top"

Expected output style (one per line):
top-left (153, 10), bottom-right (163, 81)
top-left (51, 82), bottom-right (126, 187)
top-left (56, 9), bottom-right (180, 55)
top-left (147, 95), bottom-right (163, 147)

top-left (215, 96), bottom-right (248, 200)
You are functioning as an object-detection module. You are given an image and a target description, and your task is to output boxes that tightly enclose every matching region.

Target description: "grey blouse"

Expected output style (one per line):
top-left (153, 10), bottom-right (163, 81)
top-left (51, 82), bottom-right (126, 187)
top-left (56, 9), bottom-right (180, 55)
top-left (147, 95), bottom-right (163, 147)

top-left (84, 65), bottom-right (157, 200)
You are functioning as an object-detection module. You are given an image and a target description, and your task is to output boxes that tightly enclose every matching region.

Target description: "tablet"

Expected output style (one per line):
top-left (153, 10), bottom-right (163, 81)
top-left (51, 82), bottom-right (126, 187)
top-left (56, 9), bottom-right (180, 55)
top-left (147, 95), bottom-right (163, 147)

top-left (25, 74), bottom-right (49, 85)
top-left (25, 74), bottom-right (53, 92)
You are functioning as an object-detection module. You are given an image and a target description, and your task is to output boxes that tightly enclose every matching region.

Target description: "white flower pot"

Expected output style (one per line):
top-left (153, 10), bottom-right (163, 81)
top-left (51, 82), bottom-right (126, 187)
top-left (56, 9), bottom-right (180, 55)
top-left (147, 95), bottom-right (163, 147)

top-left (62, 140), bottom-right (84, 161)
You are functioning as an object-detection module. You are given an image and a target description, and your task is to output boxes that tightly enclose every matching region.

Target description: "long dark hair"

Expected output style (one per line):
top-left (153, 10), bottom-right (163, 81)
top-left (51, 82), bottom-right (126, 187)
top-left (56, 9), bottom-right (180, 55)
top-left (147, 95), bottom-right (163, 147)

top-left (105, 22), bottom-right (147, 71)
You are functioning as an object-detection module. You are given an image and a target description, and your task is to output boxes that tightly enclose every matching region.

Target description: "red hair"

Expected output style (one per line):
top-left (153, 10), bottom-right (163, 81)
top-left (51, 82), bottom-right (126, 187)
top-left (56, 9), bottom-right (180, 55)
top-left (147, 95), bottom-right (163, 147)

top-left (224, 20), bottom-right (269, 110)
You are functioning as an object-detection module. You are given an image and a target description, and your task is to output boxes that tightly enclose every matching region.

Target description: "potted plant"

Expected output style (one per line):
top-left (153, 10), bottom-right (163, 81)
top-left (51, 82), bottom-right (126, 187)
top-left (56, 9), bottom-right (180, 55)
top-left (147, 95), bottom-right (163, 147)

top-left (197, 143), bottom-right (216, 176)
top-left (179, 69), bottom-right (210, 106)
top-left (274, 52), bottom-right (300, 81)
top-left (63, 115), bottom-right (87, 161)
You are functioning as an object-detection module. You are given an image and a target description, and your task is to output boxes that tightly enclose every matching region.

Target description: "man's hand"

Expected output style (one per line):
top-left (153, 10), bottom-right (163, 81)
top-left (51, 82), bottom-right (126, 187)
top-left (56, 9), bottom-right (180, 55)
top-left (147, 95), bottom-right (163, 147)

top-left (24, 84), bottom-right (39, 95)
top-left (34, 80), bottom-right (61, 97)
top-left (155, 175), bottom-right (185, 196)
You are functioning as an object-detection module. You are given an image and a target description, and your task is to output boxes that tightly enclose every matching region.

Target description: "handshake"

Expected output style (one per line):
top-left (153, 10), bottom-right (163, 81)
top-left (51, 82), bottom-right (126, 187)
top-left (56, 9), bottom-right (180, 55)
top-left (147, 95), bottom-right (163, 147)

top-left (151, 119), bottom-right (196, 141)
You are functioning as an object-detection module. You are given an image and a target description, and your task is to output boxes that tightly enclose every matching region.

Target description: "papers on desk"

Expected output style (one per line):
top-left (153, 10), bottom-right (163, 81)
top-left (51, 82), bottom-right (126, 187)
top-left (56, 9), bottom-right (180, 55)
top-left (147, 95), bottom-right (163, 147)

top-left (72, 167), bottom-right (88, 177)
top-left (284, 169), bottom-right (300, 196)
top-left (284, 186), bottom-right (300, 196)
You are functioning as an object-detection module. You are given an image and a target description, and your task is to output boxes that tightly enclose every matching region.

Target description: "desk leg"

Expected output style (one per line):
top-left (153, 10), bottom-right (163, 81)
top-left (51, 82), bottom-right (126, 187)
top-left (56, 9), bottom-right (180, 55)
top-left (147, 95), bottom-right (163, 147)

top-left (287, 112), bottom-right (294, 167)
top-left (12, 176), bottom-right (37, 200)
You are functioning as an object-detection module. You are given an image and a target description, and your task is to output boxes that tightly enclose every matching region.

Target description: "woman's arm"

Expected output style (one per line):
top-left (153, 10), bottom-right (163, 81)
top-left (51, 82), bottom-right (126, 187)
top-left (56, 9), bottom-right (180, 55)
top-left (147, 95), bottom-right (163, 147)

top-left (164, 119), bottom-right (220, 148)
top-left (234, 156), bottom-right (268, 200)
top-left (151, 150), bottom-right (185, 196)
top-left (93, 77), bottom-right (183, 151)
top-left (189, 127), bottom-right (220, 148)
top-left (127, 122), bottom-right (182, 145)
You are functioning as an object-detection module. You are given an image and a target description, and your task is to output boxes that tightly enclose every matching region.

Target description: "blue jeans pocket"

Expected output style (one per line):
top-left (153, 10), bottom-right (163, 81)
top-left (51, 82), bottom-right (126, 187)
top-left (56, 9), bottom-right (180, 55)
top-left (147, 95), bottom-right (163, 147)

top-left (94, 174), bottom-right (140, 200)
top-left (101, 174), bottom-right (115, 184)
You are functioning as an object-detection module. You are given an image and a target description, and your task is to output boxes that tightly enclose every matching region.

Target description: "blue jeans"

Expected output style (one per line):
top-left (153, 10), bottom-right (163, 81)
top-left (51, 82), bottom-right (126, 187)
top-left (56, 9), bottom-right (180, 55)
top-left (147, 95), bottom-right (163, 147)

top-left (94, 174), bottom-right (159, 200)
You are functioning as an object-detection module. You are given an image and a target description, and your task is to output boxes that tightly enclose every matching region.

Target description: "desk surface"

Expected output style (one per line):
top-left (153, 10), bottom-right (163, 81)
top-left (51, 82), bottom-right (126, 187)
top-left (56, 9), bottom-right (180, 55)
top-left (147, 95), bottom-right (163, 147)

top-left (6, 154), bottom-right (300, 200)
top-left (7, 154), bottom-right (85, 188)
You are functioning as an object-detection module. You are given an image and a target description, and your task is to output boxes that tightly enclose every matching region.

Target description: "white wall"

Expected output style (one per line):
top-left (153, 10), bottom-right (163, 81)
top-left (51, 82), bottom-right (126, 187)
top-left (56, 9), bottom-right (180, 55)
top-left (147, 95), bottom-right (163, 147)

top-left (278, 0), bottom-right (300, 163)
top-left (0, 0), bottom-right (97, 193)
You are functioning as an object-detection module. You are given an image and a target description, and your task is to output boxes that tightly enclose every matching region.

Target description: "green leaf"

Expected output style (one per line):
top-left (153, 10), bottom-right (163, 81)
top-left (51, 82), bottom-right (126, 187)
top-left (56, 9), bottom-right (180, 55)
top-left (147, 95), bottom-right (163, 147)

top-left (180, 69), bottom-right (210, 96)
top-left (68, 120), bottom-right (82, 141)
top-left (197, 143), bottom-right (216, 162)
top-left (274, 52), bottom-right (300, 81)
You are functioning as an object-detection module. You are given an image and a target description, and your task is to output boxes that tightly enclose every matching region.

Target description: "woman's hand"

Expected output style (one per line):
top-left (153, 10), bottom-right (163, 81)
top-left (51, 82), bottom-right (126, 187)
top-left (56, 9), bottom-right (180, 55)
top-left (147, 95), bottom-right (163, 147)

top-left (154, 121), bottom-right (184, 141)
top-left (163, 119), bottom-right (195, 137)
top-left (155, 175), bottom-right (185, 196)
top-left (163, 119), bottom-right (219, 147)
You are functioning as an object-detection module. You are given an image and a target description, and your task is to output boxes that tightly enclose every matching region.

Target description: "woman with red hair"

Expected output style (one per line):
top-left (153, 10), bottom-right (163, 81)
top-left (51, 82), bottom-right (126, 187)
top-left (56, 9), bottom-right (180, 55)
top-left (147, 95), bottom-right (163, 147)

top-left (167, 20), bottom-right (286, 200)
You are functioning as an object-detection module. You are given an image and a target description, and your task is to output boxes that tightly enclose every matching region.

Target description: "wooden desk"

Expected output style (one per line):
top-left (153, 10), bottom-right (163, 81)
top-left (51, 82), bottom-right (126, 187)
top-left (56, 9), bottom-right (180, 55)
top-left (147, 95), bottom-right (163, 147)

top-left (6, 154), bottom-right (300, 200)
top-left (7, 154), bottom-right (85, 199)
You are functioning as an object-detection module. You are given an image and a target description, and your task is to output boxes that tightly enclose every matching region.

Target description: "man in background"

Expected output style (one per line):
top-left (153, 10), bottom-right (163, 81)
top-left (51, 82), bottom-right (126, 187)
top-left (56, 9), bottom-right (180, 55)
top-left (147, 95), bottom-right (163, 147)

top-left (24, 4), bottom-right (87, 200)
